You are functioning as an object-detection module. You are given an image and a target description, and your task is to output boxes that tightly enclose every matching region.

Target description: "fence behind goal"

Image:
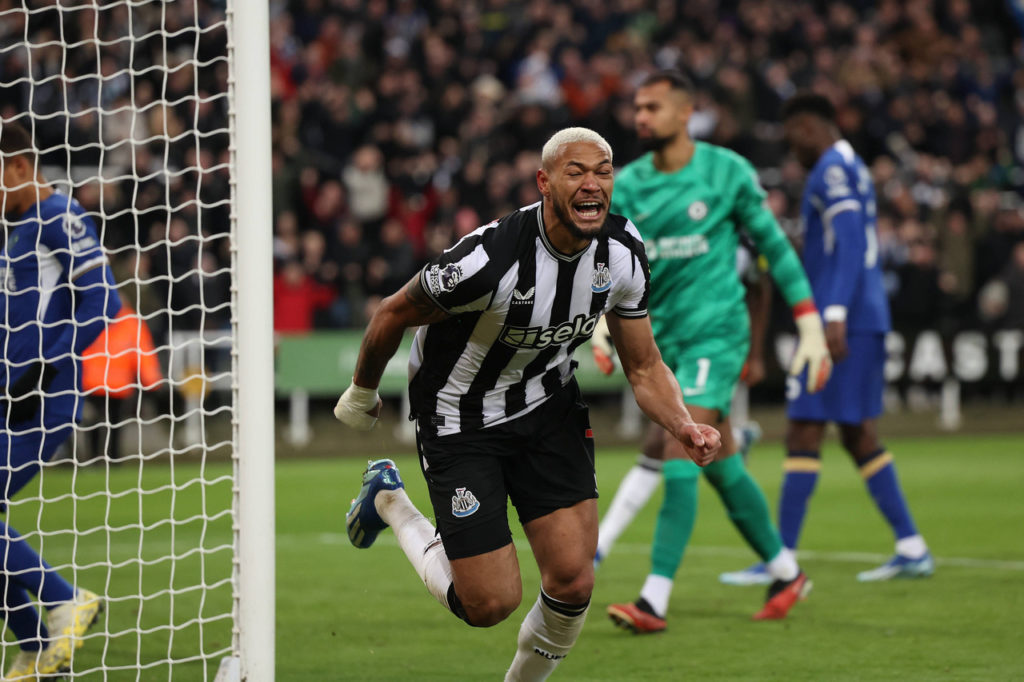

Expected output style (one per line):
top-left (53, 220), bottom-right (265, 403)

top-left (0, 2), bottom-right (273, 680)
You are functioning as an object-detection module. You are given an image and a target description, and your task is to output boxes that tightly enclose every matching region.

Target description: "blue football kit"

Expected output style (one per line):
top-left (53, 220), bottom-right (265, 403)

top-left (769, 141), bottom-right (929, 575)
top-left (2, 192), bottom-right (121, 495)
top-left (787, 140), bottom-right (890, 424)
top-left (0, 188), bottom-right (121, 658)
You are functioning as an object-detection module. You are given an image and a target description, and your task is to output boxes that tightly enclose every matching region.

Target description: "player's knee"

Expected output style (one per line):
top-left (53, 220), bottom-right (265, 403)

top-left (786, 421), bottom-right (823, 452)
top-left (542, 570), bottom-right (594, 607)
top-left (462, 592), bottom-right (520, 627)
top-left (786, 431), bottom-right (811, 452)
top-left (839, 426), bottom-right (879, 461)
top-left (702, 454), bottom-right (744, 489)
top-left (454, 578), bottom-right (522, 627)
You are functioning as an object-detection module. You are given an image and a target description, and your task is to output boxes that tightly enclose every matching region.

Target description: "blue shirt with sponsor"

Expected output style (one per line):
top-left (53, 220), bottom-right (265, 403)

top-left (2, 191), bottom-right (121, 425)
top-left (800, 140), bottom-right (890, 333)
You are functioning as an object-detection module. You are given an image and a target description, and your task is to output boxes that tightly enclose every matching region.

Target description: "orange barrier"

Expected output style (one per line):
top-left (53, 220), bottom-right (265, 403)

top-left (82, 303), bottom-right (164, 398)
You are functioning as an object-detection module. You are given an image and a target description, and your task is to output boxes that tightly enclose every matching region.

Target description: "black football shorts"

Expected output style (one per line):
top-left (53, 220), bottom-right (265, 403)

top-left (415, 378), bottom-right (598, 560)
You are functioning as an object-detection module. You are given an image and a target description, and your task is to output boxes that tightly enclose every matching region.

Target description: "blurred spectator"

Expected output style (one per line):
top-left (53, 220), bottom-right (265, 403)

top-left (300, 229), bottom-right (343, 327)
top-left (328, 219), bottom-right (372, 325)
top-left (890, 230), bottom-right (952, 334)
top-left (976, 197), bottom-right (1024, 282)
top-left (310, 179), bottom-right (347, 233)
top-left (1002, 243), bottom-right (1024, 329)
top-left (365, 217), bottom-right (416, 298)
top-left (274, 210), bottom-right (302, 266)
top-left (978, 242), bottom-right (1024, 329)
top-left (342, 145), bottom-right (390, 230)
top-left (273, 259), bottom-right (336, 334)
top-left (936, 209), bottom-right (975, 311)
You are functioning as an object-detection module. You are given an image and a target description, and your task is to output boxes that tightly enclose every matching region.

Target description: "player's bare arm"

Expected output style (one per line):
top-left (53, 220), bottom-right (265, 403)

top-left (335, 274), bottom-right (450, 430)
top-left (825, 318), bottom-right (848, 361)
top-left (353, 274), bottom-right (450, 389)
top-left (605, 312), bottom-right (721, 466)
top-left (402, 275), bottom-right (452, 324)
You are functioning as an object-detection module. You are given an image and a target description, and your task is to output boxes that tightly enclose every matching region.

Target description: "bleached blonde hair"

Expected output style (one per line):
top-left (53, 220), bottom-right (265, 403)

top-left (540, 127), bottom-right (613, 169)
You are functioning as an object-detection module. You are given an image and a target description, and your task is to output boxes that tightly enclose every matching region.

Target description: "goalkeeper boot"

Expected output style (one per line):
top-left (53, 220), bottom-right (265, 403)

top-left (5, 643), bottom-right (72, 679)
top-left (347, 459), bottom-right (404, 549)
top-left (607, 599), bottom-right (666, 634)
top-left (856, 552), bottom-right (935, 582)
top-left (46, 588), bottom-right (103, 669)
top-left (753, 571), bottom-right (811, 620)
top-left (719, 562), bottom-right (773, 586)
top-left (5, 649), bottom-right (44, 680)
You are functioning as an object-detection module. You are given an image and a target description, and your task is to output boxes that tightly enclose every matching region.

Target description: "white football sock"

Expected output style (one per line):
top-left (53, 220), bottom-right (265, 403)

top-left (597, 460), bottom-right (661, 559)
top-left (638, 574), bottom-right (673, 618)
top-left (376, 488), bottom-right (453, 609)
top-left (895, 534), bottom-right (928, 559)
top-left (504, 590), bottom-right (589, 682)
top-left (766, 547), bottom-right (800, 581)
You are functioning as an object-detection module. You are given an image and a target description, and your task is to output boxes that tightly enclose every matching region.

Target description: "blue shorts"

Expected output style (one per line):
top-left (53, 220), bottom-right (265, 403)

top-left (787, 333), bottom-right (885, 425)
top-left (1, 426), bottom-right (73, 510)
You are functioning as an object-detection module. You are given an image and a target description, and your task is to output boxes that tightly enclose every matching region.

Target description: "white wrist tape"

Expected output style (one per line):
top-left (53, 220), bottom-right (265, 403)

top-left (334, 382), bottom-right (381, 430)
top-left (823, 305), bottom-right (848, 323)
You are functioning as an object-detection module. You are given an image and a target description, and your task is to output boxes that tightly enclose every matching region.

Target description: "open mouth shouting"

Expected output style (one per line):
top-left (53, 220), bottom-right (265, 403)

top-left (572, 198), bottom-right (606, 224)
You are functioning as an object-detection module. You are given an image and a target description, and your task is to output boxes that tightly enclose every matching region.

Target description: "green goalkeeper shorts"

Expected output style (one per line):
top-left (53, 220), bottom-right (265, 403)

top-left (660, 334), bottom-right (749, 416)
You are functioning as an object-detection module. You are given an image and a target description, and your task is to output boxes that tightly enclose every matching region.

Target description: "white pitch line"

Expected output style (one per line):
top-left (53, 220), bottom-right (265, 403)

top-left (606, 542), bottom-right (1024, 571)
top-left (301, 533), bottom-right (1024, 572)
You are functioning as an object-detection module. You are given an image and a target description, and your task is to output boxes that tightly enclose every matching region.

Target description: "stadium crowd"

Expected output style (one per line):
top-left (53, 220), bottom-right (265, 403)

top-left (267, 0), bottom-right (1024, 337)
top-left (0, 0), bottom-right (233, 343)
top-left (1, 0), bottom-right (1023, 339)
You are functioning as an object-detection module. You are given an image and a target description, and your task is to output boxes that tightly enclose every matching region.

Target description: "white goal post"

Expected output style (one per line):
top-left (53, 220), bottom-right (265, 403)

top-left (230, 0), bottom-right (275, 680)
top-left (0, 1), bottom-right (274, 680)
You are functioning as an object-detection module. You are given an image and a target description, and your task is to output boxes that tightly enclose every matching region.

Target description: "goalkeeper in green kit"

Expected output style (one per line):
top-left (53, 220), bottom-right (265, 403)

top-left (594, 70), bottom-right (832, 630)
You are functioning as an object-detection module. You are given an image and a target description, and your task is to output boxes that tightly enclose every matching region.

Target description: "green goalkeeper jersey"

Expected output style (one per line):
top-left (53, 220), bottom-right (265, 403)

top-left (611, 142), bottom-right (811, 348)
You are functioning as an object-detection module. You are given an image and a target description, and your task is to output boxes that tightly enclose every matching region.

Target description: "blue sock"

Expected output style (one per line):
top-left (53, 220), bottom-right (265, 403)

top-left (0, 574), bottom-right (48, 650)
top-left (778, 450), bottom-right (821, 550)
top-left (858, 449), bottom-right (918, 540)
top-left (0, 522), bottom-right (75, 607)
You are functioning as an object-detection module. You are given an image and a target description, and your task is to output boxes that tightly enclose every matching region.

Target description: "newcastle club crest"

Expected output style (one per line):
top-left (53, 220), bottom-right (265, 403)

top-left (592, 262), bottom-right (611, 293)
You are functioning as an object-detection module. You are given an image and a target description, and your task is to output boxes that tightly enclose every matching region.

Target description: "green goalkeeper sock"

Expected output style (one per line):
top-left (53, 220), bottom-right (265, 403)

top-left (703, 454), bottom-right (783, 562)
top-left (649, 459), bottom-right (700, 579)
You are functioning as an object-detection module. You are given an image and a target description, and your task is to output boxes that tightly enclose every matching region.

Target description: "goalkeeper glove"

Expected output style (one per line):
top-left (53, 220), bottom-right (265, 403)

top-left (590, 315), bottom-right (615, 376)
top-left (790, 305), bottom-right (832, 393)
top-left (333, 382), bottom-right (382, 430)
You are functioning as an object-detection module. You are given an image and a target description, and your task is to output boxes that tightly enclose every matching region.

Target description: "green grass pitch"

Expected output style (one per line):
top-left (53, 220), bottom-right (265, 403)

top-left (6, 432), bottom-right (1022, 680)
top-left (287, 432), bottom-right (1023, 682)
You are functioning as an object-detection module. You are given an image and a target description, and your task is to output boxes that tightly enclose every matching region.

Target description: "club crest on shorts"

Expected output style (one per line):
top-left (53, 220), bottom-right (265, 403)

top-left (451, 487), bottom-right (480, 518)
top-left (591, 263), bottom-right (611, 293)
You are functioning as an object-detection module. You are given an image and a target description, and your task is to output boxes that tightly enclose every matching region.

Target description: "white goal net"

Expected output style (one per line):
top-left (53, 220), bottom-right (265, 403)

top-left (0, 1), bottom-right (273, 680)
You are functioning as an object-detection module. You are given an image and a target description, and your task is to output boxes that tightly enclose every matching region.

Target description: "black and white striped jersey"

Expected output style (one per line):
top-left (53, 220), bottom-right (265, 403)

top-left (409, 201), bottom-right (650, 438)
